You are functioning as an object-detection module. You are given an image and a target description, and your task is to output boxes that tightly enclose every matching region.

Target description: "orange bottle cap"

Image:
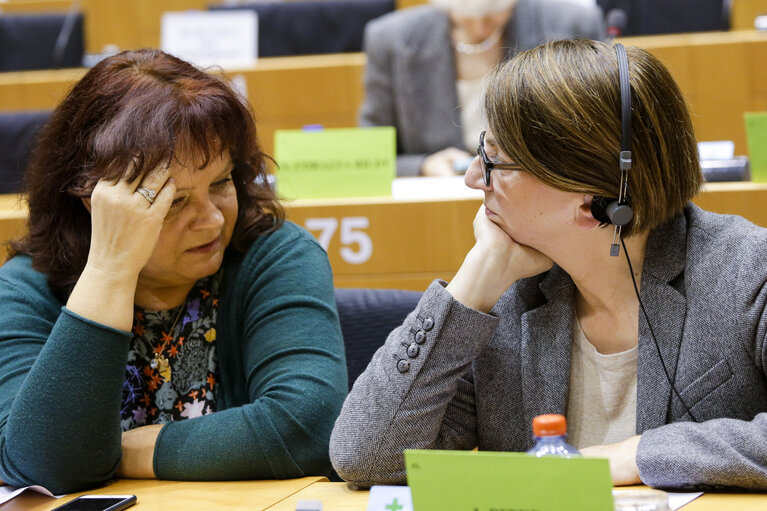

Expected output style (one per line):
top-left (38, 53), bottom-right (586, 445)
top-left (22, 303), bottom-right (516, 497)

top-left (532, 414), bottom-right (567, 436)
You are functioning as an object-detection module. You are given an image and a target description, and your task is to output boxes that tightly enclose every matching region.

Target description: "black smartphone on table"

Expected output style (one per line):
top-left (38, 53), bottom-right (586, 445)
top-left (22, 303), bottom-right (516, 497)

top-left (51, 495), bottom-right (136, 511)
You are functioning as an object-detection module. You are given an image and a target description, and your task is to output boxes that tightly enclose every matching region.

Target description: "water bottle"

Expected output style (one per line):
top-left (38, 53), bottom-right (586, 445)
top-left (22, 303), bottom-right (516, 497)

top-left (526, 414), bottom-right (580, 458)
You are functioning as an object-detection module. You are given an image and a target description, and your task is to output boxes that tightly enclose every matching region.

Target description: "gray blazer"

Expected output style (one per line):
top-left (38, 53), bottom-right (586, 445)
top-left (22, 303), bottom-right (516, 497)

top-left (330, 205), bottom-right (767, 490)
top-left (359, 1), bottom-right (605, 176)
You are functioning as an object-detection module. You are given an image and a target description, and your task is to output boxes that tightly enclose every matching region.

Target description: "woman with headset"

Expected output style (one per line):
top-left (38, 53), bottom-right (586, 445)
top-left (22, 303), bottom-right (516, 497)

top-left (330, 39), bottom-right (767, 489)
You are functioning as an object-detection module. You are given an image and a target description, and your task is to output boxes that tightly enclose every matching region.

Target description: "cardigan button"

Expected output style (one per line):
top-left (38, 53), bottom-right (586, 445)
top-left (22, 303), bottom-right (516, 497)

top-left (407, 343), bottom-right (420, 358)
top-left (397, 359), bottom-right (410, 373)
top-left (414, 330), bottom-right (426, 344)
top-left (422, 317), bottom-right (434, 331)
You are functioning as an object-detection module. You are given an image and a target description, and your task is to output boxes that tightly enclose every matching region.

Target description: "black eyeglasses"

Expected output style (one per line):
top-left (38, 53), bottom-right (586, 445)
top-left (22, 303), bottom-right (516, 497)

top-left (477, 130), bottom-right (524, 186)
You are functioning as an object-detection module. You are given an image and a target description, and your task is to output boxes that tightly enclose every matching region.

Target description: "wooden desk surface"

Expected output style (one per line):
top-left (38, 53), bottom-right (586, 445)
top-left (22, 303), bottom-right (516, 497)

top-left (264, 482), bottom-right (367, 510)
top-left (1, 476), bottom-right (325, 511)
top-left (5, 479), bottom-right (767, 511)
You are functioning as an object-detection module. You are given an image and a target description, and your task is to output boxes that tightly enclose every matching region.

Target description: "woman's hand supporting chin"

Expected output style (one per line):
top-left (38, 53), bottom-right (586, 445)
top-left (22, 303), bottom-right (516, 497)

top-left (447, 205), bottom-right (553, 313)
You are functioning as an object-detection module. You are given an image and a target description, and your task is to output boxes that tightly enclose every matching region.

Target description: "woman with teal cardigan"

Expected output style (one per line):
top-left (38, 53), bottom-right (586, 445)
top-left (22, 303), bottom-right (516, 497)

top-left (0, 49), bottom-right (347, 494)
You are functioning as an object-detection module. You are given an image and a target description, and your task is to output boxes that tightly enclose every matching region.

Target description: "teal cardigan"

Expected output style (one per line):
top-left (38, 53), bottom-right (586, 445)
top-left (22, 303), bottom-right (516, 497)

top-left (0, 221), bottom-right (347, 494)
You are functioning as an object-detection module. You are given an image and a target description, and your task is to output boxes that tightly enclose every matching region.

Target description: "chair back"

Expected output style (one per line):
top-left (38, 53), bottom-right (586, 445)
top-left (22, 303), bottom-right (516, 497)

top-left (334, 287), bottom-right (422, 390)
top-left (210, 0), bottom-right (393, 57)
top-left (598, 0), bottom-right (727, 35)
top-left (0, 111), bottom-right (51, 194)
top-left (0, 13), bottom-right (84, 71)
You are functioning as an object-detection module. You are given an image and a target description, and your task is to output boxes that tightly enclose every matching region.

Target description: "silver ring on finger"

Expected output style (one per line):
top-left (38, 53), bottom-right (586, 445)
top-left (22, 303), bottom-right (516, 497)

top-left (136, 186), bottom-right (157, 205)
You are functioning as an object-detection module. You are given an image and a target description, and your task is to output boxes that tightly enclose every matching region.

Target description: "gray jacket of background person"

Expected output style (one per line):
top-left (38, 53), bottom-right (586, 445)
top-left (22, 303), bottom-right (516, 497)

top-left (359, 1), bottom-right (605, 177)
top-left (330, 204), bottom-right (767, 490)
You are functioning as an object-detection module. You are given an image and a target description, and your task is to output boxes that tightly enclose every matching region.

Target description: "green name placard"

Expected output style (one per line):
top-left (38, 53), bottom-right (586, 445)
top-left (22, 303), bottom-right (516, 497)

top-left (274, 126), bottom-right (396, 199)
top-left (405, 449), bottom-right (613, 511)
top-left (745, 112), bottom-right (767, 182)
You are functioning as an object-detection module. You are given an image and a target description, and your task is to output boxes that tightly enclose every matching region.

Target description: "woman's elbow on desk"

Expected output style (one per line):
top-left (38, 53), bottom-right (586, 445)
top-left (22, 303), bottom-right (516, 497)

top-left (329, 421), bottom-right (408, 487)
top-left (0, 440), bottom-right (120, 495)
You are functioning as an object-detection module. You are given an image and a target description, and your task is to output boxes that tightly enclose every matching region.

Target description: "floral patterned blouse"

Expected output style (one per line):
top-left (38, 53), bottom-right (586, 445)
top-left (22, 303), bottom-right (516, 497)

top-left (120, 272), bottom-right (221, 431)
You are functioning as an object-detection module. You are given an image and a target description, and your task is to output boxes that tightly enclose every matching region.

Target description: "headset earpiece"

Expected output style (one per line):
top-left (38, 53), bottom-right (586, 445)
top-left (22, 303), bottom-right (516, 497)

top-left (591, 195), bottom-right (633, 226)
top-left (596, 43), bottom-right (634, 257)
top-left (590, 196), bottom-right (611, 224)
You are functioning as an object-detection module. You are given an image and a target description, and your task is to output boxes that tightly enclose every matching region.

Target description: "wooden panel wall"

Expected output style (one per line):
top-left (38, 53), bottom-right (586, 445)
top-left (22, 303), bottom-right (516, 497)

top-left (3, 30), bottom-right (767, 156)
top-left (0, 53), bottom-right (366, 156)
top-left (0, 0), bottom-right (207, 54)
top-left (619, 30), bottom-right (767, 155)
top-left (4, 183), bottom-right (767, 289)
top-left (731, 0), bottom-right (767, 29)
top-left (395, 0), bottom-right (427, 8)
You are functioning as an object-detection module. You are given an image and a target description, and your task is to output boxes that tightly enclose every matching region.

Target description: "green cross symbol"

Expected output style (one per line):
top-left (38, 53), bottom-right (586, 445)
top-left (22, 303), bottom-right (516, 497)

top-left (385, 498), bottom-right (404, 511)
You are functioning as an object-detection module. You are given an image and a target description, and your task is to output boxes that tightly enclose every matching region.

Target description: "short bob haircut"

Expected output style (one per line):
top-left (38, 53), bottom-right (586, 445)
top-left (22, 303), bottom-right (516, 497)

top-left (11, 49), bottom-right (284, 300)
top-left (484, 39), bottom-right (702, 236)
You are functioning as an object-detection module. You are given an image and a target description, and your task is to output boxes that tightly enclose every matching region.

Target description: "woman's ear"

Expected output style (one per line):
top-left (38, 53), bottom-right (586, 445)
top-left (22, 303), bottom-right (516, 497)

top-left (81, 197), bottom-right (92, 213)
top-left (575, 194), bottom-right (601, 230)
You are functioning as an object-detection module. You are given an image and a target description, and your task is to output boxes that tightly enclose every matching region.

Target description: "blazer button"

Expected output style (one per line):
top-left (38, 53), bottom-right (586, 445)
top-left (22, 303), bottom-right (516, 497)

top-left (422, 317), bottom-right (434, 331)
top-left (407, 343), bottom-right (420, 358)
top-left (414, 330), bottom-right (426, 344)
top-left (397, 359), bottom-right (410, 373)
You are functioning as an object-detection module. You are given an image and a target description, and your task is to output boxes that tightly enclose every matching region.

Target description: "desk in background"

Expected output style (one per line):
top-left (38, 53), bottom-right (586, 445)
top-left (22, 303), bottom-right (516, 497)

top-left (3, 182), bottom-right (767, 290)
top-left (0, 53), bottom-right (365, 157)
top-left (2, 30), bottom-right (767, 159)
top-left (618, 30), bottom-right (767, 156)
top-left (2, 0), bottom-right (766, 55)
top-left (727, 0), bottom-right (767, 30)
top-left (0, 0), bottom-right (208, 55)
top-left (288, 182), bottom-right (767, 290)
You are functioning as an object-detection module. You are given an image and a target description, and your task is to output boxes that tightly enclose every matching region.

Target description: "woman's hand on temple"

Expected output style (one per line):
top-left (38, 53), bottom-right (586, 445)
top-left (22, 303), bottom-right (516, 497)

top-left (86, 167), bottom-right (176, 280)
top-left (66, 167), bottom-right (176, 332)
top-left (447, 206), bottom-right (552, 312)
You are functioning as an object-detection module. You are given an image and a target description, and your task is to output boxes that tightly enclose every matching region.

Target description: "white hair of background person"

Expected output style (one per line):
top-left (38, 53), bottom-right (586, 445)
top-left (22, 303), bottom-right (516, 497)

top-left (431, 0), bottom-right (596, 18)
top-left (430, 0), bottom-right (517, 18)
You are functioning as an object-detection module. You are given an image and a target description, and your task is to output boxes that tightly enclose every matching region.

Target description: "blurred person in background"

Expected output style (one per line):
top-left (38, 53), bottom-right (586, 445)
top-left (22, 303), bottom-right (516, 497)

top-left (360, 0), bottom-right (605, 177)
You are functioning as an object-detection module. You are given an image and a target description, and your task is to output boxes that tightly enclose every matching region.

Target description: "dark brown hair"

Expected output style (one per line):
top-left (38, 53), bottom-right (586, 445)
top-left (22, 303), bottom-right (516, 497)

top-left (485, 39), bottom-right (702, 236)
top-left (11, 48), bottom-right (284, 299)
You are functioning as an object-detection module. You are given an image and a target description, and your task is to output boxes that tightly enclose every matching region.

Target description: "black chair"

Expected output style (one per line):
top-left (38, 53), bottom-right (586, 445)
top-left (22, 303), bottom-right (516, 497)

top-left (598, 0), bottom-right (728, 36)
top-left (209, 0), bottom-right (394, 57)
top-left (0, 111), bottom-right (51, 194)
top-left (334, 287), bottom-right (422, 390)
top-left (0, 13), bottom-right (85, 72)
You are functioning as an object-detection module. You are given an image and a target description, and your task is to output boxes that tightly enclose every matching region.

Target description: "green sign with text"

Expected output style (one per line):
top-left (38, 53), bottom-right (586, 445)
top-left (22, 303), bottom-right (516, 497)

top-left (274, 126), bottom-right (395, 199)
top-left (745, 112), bottom-right (767, 182)
top-left (405, 449), bottom-right (613, 511)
